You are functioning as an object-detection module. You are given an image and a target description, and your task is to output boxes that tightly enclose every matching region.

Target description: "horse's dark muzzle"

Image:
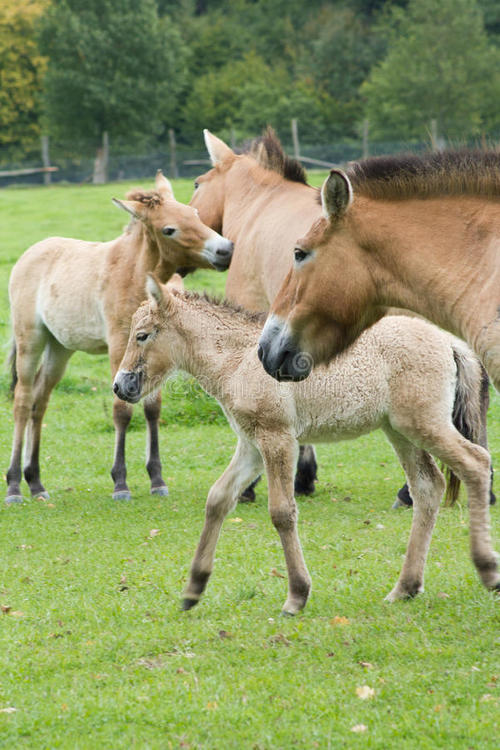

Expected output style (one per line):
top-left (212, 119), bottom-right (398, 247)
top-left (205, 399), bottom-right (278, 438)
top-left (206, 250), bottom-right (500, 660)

top-left (113, 370), bottom-right (144, 403)
top-left (258, 320), bottom-right (313, 382)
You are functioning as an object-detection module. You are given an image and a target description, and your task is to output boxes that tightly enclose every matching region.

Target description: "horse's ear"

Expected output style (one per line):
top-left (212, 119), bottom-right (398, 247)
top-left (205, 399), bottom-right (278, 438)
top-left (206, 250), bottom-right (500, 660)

top-left (155, 169), bottom-right (174, 199)
top-left (145, 273), bottom-right (165, 311)
top-left (321, 169), bottom-right (353, 221)
top-left (112, 197), bottom-right (140, 218)
top-left (203, 129), bottom-right (234, 166)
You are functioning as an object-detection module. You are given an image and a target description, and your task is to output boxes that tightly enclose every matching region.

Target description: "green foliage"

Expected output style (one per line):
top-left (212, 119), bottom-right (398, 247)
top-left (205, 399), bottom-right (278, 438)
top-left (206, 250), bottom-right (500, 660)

top-left (38, 0), bottom-right (189, 147)
top-left (362, 0), bottom-right (500, 139)
top-left (0, 0), bottom-right (48, 160)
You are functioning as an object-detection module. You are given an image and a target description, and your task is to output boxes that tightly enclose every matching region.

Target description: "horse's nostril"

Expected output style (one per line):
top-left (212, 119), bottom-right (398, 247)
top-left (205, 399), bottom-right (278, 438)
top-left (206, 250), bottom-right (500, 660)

top-left (113, 382), bottom-right (119, 394)
top-left (216, 246), bottom-right (231, 258)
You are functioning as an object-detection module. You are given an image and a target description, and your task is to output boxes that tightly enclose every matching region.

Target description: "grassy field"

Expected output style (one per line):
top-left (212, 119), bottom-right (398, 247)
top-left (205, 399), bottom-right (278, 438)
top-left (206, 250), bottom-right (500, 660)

top-left (0, 175), bottom-right (499, 749)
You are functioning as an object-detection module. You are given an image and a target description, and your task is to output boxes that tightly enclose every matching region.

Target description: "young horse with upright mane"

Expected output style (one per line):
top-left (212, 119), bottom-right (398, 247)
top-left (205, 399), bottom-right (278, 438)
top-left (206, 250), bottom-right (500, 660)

top-left (6, 171), bottom-right (233, 504)
top-left (113, 276), bottom-right (499, 614)
top-left (257, 151), bottom-right (500, 390)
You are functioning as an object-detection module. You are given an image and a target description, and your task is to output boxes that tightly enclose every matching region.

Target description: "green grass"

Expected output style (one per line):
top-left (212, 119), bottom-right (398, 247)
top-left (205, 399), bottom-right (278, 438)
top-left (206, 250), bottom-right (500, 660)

top-left (0, 176), bottom-right (499, 748)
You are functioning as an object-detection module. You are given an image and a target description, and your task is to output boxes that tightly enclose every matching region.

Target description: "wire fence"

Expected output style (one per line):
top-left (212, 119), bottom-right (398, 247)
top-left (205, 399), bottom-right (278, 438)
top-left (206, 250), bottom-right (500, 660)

top-left (1, 130), bottom-right (499, 187)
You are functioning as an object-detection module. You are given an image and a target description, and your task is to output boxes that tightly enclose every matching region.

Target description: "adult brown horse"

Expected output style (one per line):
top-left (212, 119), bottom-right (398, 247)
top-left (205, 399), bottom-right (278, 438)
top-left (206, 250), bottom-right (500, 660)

top-left (191, 132), bottom-right (494, 507)
top-left (190, 128), bottom-right (322, 496)
top-left (6, 171), bottom-right (233, 503)
top-left (257, 151), bottom-right (500, 392)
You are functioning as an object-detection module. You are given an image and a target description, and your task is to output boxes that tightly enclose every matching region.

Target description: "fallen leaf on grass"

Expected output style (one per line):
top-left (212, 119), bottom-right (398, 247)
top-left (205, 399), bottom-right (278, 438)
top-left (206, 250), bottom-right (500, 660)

top-left (218, 630), bottom-right (233, 639)
top-left (270, 568), bottom-right (285, 579)
top-left (356, 686), bottom-right (375, 700)
top-left (351, 724), bottom-right (367, 733)
top-left (437, 592), bottom-right (450, 599)
top-left (206, 701), bottom-right (218, 710)
top-left (480, 694), bottom-right (497, 703)
top-left (148, 529), bottom-right (160, 538)
top-left (268, 633), bottom-right (291, 647)
top-left (359, 662), bottom-right (374, 670)
top-left (1, 605), bottom-right (11, 614)
top-left (0, 707), bottom-right (17, 714)
top-left (330, 615), bottom-right (350, 626)
top-left (228, 517), bottom-right (243, 523)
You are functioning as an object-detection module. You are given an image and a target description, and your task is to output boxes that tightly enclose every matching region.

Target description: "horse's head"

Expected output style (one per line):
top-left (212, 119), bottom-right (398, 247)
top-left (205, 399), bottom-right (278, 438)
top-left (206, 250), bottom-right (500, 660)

top-left (258, 169), bottom-right (381, 381)
top-left (189, 130), bottom-right (238, 233)
top-left (113, 275), bottom-right (177, 404)
top-left (113, 170), bottom-right (233, 273)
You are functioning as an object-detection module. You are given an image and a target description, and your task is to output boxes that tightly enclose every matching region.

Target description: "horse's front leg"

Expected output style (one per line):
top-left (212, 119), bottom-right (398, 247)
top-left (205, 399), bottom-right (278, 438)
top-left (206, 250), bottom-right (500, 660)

top-left (183, 438), bottom-right (263, 610)
top-left (111, 396), bottom-right (133, 500)
top-left (144, 391), bottom-right (168, 496)
top-left (260, 435), bottom-right (312, 615)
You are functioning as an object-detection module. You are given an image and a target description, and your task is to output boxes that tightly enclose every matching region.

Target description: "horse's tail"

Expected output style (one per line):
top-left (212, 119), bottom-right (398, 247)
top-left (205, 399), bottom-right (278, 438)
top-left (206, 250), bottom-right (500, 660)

top-left (8, 340), bottom-right (17, 396)
top-left (444, 345), bottom-right (490, 505)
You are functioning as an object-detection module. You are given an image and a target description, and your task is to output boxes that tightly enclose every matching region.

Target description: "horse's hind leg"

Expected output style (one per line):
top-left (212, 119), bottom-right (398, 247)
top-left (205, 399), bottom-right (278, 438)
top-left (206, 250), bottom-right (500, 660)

top-left (383, 426), bottom-right (446, 601)
top-left (429, 431), bottom-right (499, 591)
top-left (23, 339), bottom-right (73, 498)
top-left (6, 332), bottom-right (46, 503)
top-left (183, 438), bottom-right (263, 610)
top-left (143, 391), bottom-right (168, 496)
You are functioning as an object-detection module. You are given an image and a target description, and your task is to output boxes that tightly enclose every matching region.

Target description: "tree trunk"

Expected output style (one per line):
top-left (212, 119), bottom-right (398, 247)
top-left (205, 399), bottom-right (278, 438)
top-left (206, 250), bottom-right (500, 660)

top-left (93, 131), bottom-right (109, 184)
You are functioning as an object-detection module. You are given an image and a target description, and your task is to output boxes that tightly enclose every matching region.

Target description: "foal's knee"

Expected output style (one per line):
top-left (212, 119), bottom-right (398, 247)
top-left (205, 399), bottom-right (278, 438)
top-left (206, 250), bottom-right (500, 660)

top-left (270, 504), bottom-right (297, 532)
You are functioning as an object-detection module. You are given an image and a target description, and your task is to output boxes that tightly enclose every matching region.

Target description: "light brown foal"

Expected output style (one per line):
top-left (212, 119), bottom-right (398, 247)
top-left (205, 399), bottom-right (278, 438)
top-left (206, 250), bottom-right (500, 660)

top-left (6, 171), bottom-right (233, 503)
top-left (114, 278), bottom-right (499, 613)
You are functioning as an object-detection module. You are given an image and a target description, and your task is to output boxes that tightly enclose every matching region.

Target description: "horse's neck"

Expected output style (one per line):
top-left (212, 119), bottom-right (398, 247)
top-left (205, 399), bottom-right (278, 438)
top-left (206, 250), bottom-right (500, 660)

top-left (359, 198), bottom-right (499, 342)
top-left (172, 301), bottom-right (254, 389)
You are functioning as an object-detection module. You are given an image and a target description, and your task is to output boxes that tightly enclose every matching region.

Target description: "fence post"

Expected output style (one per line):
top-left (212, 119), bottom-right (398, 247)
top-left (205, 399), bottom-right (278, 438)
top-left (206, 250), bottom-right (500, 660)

top-left (41, 135), bottom-right (51, 185)
top-left (93, 131), bottom-right (109, 184)
top-left (362, 119), bottom-right (369, 159)
top-left (291, 118), bottom-right (300, 159)
top-left (430, 119), bottom-right (445, 151)
top-left (169, 129), bottom-right (179, 178)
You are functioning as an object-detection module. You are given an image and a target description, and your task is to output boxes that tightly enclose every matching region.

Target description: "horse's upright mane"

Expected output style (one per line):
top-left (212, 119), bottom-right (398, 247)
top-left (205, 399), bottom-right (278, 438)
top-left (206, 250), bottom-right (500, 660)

top-left (176, 289), bottom-right (267, 327)
top-left (248, 127), bottom-right (308, 185)
top-left (126, 189), bottom-right (163, 208)
top-left (347, 150), bottom-right (500, 200)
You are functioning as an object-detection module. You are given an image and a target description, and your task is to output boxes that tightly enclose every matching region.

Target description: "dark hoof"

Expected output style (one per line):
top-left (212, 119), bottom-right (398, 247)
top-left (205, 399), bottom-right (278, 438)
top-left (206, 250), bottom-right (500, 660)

top-left (294, 478), bottom-right (316, 496)
top-left (112, 489), bottom-right (132, 501)
top-left (490, 491), bottom-right (496, 506)
top-left (280, 609), bottom-right (296, 617)
top-left (239, 475), bottom-right (261, 503)
top-left (492, 581), bottom-right (500, 592)
top-left (5, 494), bottom-right (23, 505)
top-left (151, 486), bottom-right (169, 497)
top-left (181, 598), bottom-right (199, 611)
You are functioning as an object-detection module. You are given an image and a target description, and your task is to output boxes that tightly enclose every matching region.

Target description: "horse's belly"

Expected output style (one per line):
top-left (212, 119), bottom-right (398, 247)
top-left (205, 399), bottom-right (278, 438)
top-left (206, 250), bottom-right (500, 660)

top-left (37, 289), bottom-right (108, 353)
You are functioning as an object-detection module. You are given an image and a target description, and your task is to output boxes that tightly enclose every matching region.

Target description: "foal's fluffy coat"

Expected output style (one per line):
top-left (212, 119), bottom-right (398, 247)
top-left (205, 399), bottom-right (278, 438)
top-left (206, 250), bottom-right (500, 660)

top-left (114, 281), bottom-right (499, 613)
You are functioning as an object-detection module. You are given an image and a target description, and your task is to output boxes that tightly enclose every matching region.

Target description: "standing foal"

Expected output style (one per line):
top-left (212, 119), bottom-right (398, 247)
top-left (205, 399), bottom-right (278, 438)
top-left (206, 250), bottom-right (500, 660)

top-left (6, 172), bottom-right (233, 503)
top-left (114, 277), bottom-right (499, 614)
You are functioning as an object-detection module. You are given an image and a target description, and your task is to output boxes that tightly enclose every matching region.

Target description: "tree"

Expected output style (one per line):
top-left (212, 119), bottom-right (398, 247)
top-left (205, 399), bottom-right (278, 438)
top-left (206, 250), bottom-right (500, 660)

top-left (362, 0), bottom-right (500, 140)
top-left (0, 0), bottom-right (48, 161)
top-left (38, 0), bottom-right (189, 177)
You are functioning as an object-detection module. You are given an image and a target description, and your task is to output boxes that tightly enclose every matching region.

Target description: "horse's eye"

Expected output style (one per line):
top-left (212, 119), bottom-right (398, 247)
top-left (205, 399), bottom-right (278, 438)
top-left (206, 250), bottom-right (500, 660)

top-left (294, 248), bottom-right (308, 263)
top-left (194, 181), bottom-right (199, 189)
top-left (162, 227), bottom-right (176, 236)
top-left (136, 332), bottom-right (149, 342)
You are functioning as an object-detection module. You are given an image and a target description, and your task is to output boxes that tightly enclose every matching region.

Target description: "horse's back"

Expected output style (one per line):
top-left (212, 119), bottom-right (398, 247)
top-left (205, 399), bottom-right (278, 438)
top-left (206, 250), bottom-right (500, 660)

top-left (293, 315), bottom-right (468, 443)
